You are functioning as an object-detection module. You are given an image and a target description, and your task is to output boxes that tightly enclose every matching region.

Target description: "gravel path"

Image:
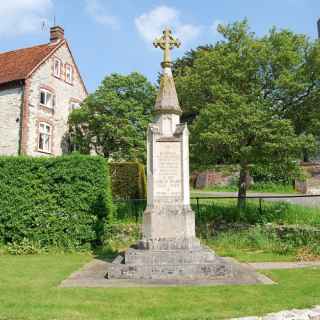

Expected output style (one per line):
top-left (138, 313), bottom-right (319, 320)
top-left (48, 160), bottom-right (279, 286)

top-left (248, 261), bottom-right (320, 270)
top-left (192, 192), bottom-right (320, 208)
top-left (231, 306), bottom-right (320, 320)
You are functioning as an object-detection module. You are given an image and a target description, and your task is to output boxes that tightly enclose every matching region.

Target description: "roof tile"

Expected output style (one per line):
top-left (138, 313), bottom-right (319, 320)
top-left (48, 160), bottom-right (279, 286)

top-left (0, 42), bottom-right (60, 85)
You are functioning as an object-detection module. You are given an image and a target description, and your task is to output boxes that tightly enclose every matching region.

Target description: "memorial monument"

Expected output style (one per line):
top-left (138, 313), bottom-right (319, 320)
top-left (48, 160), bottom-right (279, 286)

top-left (108, 28), bottom-right (233, 280)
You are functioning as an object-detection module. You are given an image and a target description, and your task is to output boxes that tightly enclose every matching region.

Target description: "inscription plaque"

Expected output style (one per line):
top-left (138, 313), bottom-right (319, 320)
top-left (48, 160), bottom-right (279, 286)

top-left (154, 141), bottom-right (182, 201)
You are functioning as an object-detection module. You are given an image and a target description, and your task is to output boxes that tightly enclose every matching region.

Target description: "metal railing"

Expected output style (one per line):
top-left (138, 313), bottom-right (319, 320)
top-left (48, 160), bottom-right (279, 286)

top-left (193, 194), bottom-right (320, 216)
top-left (114, 194), bottom-right (320, 222)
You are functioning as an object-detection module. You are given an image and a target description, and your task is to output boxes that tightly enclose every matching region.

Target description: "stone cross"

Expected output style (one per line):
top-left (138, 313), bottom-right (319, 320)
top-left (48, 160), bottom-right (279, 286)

top-left (153, 27), bottom-right (181, 66)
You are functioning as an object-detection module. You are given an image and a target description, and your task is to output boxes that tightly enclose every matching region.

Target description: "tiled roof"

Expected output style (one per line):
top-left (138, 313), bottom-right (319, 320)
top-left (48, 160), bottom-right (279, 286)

top-left (0, 42), bottom-right (61, 85)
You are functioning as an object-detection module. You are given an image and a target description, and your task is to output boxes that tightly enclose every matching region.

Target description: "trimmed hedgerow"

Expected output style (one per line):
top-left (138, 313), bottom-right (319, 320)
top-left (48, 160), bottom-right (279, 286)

top-left (110, 162), bottom-right (146, 200)
top-left (0, 155), bottom-right (113, 250)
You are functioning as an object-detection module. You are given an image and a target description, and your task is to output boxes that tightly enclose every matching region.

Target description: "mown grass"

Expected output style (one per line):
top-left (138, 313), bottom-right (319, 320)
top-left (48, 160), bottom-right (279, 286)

top-left (0, 253), bottom-right (320, 320)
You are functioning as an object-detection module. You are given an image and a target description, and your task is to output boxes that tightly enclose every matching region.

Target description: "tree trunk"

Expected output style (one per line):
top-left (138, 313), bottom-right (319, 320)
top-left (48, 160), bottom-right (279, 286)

top-left (238, 163), bottom-right (250, 213)
top-left (303, 150), bottom-right (309, 163)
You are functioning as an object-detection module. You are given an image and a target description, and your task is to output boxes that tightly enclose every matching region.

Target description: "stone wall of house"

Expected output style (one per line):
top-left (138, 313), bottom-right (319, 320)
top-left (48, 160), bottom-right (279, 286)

top-left (26, 42), bottom-right (87, 156)
top-left (0, 85), bottom-right (23, 155)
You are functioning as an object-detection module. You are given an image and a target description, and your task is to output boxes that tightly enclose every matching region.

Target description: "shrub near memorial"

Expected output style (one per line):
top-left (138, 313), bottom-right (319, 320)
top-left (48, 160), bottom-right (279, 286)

top-left (0, 155), bottom-right (113, 251)
top-left (110, 162), bottom-right (146, 200)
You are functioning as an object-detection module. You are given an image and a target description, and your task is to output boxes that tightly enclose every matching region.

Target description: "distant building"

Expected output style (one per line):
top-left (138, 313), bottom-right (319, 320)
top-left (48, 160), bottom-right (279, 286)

top-left (0, 26), bottom-right (87, 156)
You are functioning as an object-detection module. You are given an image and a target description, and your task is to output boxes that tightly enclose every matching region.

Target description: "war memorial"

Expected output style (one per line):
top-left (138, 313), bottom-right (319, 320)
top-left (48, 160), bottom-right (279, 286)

top-left (107, 28), bottom-right (263, 282)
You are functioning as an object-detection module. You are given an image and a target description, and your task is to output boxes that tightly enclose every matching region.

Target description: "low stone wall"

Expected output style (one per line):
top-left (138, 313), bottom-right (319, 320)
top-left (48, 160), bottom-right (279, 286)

top-left (192, 165), bottom-right (241, 189)
top-left (232, 306), bottom-right (320, 320)
top-left (295, 162), bottom-right (320, 194)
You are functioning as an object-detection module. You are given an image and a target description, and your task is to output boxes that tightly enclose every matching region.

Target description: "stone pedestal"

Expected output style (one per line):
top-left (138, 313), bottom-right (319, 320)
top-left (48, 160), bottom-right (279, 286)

top-left (107, 117), bottom-right (233, 280)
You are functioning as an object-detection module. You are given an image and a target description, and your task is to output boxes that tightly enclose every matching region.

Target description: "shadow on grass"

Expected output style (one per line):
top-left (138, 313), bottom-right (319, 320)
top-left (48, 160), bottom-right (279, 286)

top-left (92, 245), bottom-right (121, 262)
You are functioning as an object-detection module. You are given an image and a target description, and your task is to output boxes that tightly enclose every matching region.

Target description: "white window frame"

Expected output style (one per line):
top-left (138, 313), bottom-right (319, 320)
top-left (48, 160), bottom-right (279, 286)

top-left (53, 58), bottom-right (61, 78)
top-left (38, 122), bottom-right (52, 153)
top-left (65, 64), bottom-right (73, 84)
top-left (70, 101), bottom-right (80, 112)
top-left (40, 89), bottom-right (55, 109)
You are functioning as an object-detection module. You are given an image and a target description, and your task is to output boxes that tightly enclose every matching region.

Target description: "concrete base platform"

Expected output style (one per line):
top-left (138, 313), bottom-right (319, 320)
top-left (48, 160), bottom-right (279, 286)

top-left (107, 245), bottom-right (235, 280)
top-left (60, 257), bottom-right (274, 288)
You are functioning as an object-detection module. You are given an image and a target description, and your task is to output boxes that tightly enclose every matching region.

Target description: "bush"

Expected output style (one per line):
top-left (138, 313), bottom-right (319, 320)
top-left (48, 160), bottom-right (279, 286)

top-left (0, 155), bottom-right (113, 251)
top-left (110, 162), bottom-right (146, 199)
top-left (250, 162), bottom-right (301, 185)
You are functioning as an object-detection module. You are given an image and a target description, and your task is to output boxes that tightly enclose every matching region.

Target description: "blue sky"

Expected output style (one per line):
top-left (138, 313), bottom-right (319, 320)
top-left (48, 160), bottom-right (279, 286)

top-left (0, 0), bottom-right (320, 93)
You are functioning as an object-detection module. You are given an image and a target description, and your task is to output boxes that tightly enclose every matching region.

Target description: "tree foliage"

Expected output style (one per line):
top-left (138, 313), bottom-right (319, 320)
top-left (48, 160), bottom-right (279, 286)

top-left (173, 20), bottom-right (319, 206)
top-left (174, 22), bottom-right (320, 139)
top-left (69, 72), bottom-right (156, 162)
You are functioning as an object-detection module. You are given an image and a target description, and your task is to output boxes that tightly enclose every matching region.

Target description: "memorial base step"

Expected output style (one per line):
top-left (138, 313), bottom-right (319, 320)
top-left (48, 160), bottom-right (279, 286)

top-left (107, 246), bottom-right (234, 280)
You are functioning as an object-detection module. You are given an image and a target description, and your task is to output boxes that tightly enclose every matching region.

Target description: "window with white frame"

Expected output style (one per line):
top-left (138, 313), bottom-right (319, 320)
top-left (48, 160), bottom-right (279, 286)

top-left (65, 64), bottom-right (73, 83)
top-left (38, 122), bottom-right (52, 153)
top-left (40, 89), bottom-right (55, 109)
top-left (53, 58), bottom-right (61, 78)
top-left (70, 101), bottom-right (80, 111)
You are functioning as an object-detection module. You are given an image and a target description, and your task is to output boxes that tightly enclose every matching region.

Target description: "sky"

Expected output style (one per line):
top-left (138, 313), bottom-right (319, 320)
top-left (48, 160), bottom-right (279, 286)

top-left (0, 0), bottom-right (320, 93)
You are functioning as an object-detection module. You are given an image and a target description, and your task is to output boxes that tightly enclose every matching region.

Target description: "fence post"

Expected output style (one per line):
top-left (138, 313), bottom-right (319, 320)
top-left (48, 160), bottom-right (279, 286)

top-left (259, 197), bottom-right (262, 215)
top-left (133, 200), bottom-right (138, 222)
top-left (196, 197), bottom-right (200, 218)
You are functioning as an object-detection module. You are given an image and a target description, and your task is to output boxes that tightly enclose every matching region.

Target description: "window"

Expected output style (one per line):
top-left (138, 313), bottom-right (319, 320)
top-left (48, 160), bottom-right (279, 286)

top-left (65, 64), bottom-right (73, 83)
top-left (70, 101), bottom-right (80, 111)
top-left (38, 123), bottom-right (52, 153)
top-left (40, 89), bottom-right (55, 109)
top-left (53, 58), bottom-right (61, 78)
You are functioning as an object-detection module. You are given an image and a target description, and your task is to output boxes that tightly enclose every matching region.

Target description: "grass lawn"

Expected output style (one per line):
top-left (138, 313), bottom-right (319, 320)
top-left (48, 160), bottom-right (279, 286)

top-left (0, 253), bottom-right (320, 320)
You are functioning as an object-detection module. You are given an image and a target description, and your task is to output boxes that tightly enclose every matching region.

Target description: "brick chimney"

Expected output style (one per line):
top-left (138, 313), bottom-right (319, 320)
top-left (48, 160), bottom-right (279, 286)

top-left (50, 26), bottom-right (64, 43)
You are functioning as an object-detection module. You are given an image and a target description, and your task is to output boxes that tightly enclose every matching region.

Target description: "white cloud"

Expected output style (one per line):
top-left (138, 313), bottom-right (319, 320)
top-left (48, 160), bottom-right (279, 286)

top-left (135, 6), bottom-right (201, 46)
top-left (0, 0), bottom-right (53, 38)
top-left (85, 0), bottom-right (119, 29)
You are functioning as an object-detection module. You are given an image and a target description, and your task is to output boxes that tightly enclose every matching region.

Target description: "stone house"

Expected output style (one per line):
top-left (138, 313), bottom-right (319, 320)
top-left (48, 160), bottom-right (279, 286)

top-left (0, 26), bottom-right (87, 156)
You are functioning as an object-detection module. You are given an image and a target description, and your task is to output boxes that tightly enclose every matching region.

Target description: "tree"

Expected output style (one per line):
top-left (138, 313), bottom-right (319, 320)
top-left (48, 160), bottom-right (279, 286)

top-left (174, 22), bottom-right (320, 136)
top-left (174, 21), bottom-right (317, 207)
top-left (69, 72), bottom-right (156, 162)
top-left (192, 96), bottom-right (307, 209)
top-left (260, 29), bottom-right (320, 160)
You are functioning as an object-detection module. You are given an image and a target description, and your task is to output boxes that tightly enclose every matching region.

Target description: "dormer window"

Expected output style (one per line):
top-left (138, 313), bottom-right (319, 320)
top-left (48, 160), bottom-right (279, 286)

top-left (53, 58), bottom-right (61, 78)
top-left (40, 89), bottom-right (55, 109)
top-left (65, 64), bottom-right (73, 84)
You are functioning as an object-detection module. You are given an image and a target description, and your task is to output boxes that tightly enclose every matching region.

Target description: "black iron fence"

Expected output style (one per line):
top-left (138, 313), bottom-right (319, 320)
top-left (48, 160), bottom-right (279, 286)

top-left (114, 194), bottom-right (320, 223)
top-left (114, 199), bottom-right (147, 222)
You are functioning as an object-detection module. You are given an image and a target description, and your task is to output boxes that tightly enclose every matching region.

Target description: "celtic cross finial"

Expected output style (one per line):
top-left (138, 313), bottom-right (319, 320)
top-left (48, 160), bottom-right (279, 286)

top-left (153, 27), bottom-right (181, 67)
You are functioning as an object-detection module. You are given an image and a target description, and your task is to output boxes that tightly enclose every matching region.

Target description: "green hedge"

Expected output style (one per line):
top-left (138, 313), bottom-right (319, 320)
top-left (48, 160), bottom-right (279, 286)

top-left (0, 155), bottom-right (113, 249)
top-left (110, 162), bottom-right (146, 199)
